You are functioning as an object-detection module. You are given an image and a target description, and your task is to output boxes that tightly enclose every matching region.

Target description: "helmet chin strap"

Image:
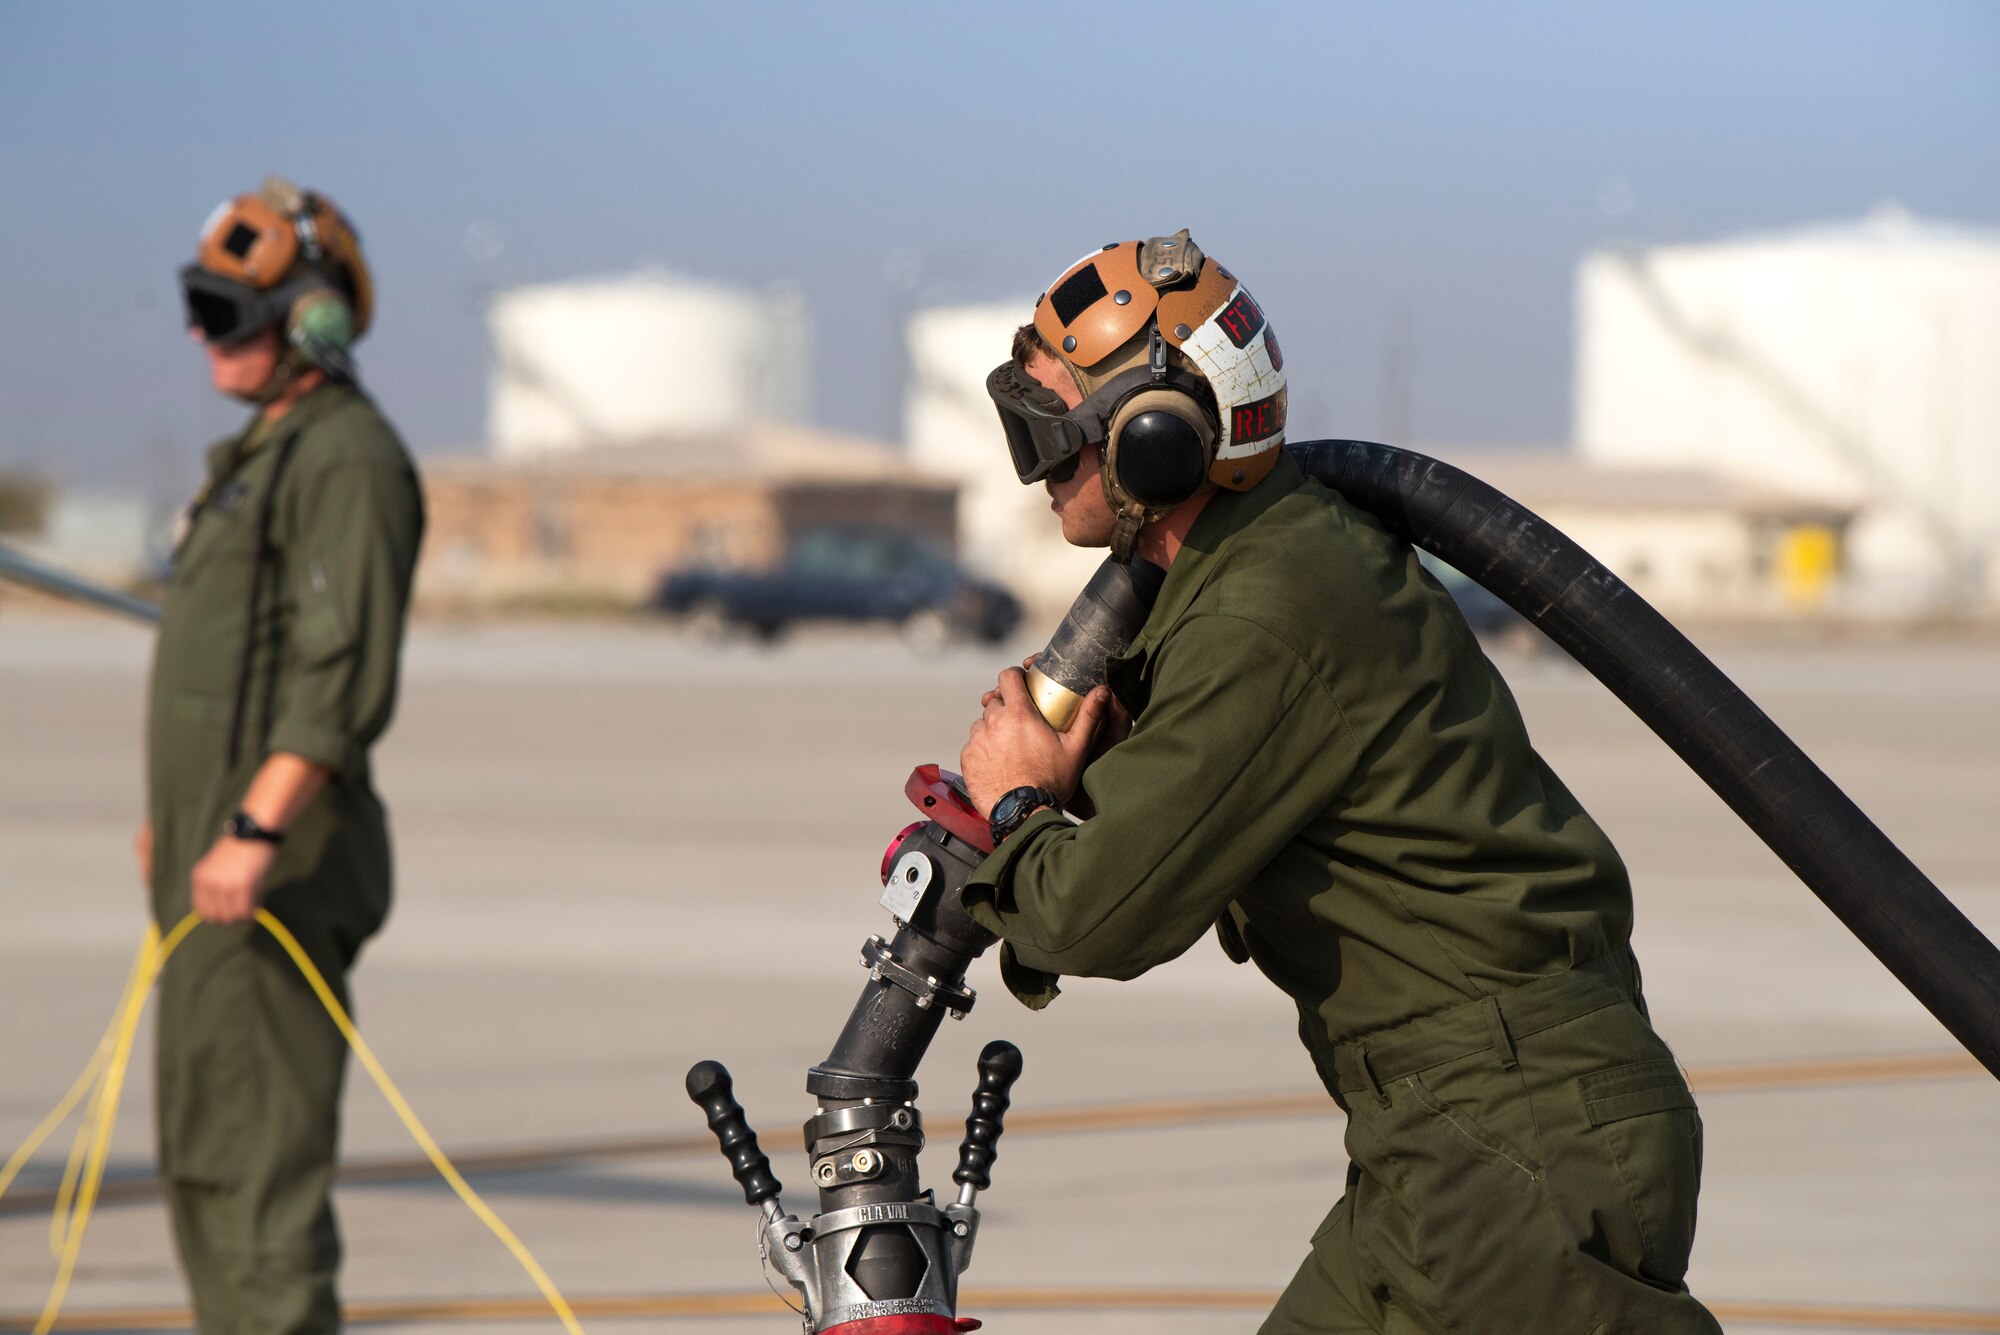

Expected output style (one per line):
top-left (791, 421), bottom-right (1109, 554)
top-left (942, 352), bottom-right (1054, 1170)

top-left (1101, 455), bottom-right (1170, 565)
top-left (1107, 504), bottom-right (1147, 565)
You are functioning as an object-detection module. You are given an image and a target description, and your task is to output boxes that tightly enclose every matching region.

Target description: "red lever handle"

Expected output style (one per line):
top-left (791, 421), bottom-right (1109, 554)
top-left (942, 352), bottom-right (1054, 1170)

top-left (904, 764), bottom-right (995, 855)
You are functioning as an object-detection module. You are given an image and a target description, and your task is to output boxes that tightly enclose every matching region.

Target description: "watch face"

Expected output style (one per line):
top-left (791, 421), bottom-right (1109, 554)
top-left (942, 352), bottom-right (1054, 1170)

top-left (991, 787), bottom-right (1049, 839)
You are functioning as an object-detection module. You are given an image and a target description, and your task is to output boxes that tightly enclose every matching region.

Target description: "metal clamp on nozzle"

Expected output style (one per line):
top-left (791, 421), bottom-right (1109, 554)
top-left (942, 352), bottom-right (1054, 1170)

top-left (861, 935), bottom-right (977, 1019)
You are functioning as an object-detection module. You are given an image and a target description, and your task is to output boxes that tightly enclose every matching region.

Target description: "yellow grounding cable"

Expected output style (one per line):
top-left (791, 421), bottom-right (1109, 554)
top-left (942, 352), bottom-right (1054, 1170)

top-left (0, 911), bottom-right (583, 1335)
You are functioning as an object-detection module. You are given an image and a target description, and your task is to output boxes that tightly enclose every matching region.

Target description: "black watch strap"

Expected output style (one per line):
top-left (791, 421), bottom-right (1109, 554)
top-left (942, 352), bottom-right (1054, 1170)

top-left (989, 786), bottom-right (1059, 845)
top-left (224, 809), bottom-right (285, 845)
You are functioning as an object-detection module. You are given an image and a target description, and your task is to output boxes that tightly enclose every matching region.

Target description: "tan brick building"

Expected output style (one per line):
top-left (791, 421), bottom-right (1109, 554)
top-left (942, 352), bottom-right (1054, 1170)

top-left (418, 424), bottom-right (956, 608)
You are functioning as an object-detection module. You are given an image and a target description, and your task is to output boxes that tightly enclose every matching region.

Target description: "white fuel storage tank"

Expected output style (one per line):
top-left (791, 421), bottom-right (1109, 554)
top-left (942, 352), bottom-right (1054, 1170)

top-left (487, 268), bottom-right (810, 458)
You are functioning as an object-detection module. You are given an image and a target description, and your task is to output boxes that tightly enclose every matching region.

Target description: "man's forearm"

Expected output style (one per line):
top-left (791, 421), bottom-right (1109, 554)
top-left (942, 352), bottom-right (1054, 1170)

top-left (185, 752), bottom-right (330, 925)
top-left (238, 752), bottom-right (332, 832)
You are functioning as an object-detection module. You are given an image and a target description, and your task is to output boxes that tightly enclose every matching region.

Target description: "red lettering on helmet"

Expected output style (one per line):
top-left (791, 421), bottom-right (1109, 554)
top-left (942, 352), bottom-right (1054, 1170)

top-left (1230, 387), bottom-right (1288, 444)
top-left (1215, 290), bottom-right (1267, 349)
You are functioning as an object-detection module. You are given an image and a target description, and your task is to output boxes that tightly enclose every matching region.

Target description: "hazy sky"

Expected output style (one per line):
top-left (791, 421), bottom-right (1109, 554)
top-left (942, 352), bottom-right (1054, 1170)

top-left (2, 1), bottom-right (1995, 492)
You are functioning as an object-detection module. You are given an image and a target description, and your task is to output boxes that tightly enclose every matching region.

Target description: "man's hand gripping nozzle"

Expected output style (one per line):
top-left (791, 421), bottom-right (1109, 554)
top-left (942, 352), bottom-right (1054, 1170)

top-left (686, 557), bottom-right (1163, 1334)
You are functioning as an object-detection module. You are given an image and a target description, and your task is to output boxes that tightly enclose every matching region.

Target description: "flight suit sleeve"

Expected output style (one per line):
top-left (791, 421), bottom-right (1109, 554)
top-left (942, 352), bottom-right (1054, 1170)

top-left (264, 440), bottom-right (424, 773)
top-left (962, 612), bottom-right (1357, 1007)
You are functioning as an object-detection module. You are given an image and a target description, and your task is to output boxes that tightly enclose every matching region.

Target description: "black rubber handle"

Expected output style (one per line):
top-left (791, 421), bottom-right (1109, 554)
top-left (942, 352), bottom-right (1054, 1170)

top-left (953, 1040), bottom-right (1024, 1190)
top-left (686, 1060), bottom-right (781, 1206)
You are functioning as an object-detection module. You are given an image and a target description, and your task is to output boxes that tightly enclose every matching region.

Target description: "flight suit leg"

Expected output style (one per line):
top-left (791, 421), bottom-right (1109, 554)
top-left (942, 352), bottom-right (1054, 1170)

top-left (155, 916), bottom-right (354, 1335)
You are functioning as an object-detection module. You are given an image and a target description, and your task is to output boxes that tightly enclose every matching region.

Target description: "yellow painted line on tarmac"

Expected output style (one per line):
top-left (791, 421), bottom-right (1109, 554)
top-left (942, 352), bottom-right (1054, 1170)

top-left (1707, 1300), bottom-right (2000, 1332)
top-left (2, 1051), bottom-right (1982, 1217)
top-left (1687, 1051), bottom-right (1982, 1092)
top-left (7, 1289), bottom-right (2000, 1331)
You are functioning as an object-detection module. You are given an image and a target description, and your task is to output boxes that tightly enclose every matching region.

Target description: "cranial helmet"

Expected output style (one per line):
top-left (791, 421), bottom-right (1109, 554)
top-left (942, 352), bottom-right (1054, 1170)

top-left (987, 230), bottom-right (1288, 561)
top-left (179, 176), bottom-right (373, 390)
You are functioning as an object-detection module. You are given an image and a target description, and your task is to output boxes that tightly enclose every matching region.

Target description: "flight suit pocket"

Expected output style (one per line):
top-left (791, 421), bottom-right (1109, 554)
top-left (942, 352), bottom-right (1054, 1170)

top-left (1404, 1072), bottom-right (1544, 1181)
top-left (1342, 1065), bottom-right (1602, 1333)
top-left (1577, 1058), bottom-right (1702, 1289)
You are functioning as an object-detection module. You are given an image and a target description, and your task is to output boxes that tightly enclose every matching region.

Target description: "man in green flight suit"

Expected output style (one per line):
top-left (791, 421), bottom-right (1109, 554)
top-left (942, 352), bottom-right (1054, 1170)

top-left (964, 232), bottom-right (1720, 1334)
top-left (135, 178), bottom-right (424, 1333)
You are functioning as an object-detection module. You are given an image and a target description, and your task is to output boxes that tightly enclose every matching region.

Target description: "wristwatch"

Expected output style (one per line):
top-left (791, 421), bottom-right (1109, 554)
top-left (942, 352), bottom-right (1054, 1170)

top-left (223, 809), bottom-right (286, 845)
top-left (988, 786), bottom-right (1059, 846)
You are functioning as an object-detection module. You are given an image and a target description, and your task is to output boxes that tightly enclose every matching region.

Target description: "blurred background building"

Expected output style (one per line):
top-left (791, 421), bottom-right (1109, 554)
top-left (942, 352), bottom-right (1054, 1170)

top-left (1575, 204), bottom-right (2000, 615)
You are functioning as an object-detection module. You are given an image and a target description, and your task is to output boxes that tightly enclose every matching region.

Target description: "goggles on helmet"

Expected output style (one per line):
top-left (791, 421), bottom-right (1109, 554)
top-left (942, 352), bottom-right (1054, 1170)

top-left (987, 360), bottom-right (1089, 484)
top-left (987, 361), bottom-right (1187, 487)
top-left (180, 265), bottom-right (277, 346)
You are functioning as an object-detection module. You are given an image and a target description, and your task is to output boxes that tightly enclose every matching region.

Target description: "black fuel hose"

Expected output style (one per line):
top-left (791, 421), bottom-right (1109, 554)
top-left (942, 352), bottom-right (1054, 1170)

top-left (1286, 440), bottom-right (2000, 1079)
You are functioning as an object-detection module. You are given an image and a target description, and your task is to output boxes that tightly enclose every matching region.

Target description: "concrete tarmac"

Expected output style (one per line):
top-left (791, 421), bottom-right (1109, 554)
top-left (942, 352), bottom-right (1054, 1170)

top-left (2, 617), bottom-right (1996, 1333)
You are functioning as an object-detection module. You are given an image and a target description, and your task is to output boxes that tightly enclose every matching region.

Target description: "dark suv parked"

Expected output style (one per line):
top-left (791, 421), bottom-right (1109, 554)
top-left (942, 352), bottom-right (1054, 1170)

top-left (651, 528), bottom-right (1022, 647)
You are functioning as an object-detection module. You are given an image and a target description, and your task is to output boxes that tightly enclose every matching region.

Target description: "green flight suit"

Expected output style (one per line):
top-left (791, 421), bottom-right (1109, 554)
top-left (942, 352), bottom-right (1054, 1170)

top-left (146, 381), bottom-right (423, 1335)
top-left (965, 453), bottom-right (1718, 1334)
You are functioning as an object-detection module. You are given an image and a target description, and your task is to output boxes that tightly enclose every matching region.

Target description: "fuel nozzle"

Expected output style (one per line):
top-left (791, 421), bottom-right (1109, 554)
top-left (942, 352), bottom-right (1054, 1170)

top-left (686, 561), bottom-right (1151, 1330)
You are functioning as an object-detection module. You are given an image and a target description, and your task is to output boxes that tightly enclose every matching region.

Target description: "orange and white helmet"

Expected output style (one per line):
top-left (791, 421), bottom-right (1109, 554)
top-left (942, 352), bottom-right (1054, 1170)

top-left (987, 230), bottom-right (1287, 559)
top-left (179, 177), bottom-right (372, 381)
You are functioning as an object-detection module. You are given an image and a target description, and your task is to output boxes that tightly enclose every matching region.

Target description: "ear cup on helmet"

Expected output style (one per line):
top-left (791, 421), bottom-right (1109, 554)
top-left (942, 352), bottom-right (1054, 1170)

top-left (286, 288), bottom-right (357, 379)
top-left (1107, 389), bottom-right (1216, 509)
